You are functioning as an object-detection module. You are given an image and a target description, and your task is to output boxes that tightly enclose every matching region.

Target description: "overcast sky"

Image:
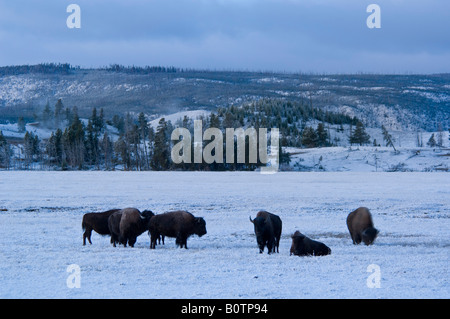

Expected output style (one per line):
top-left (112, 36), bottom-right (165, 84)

top-left (0, 0), bottom-right (449, 73)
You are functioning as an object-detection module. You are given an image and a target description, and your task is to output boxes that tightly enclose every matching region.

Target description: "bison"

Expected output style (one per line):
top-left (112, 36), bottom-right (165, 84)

top-left (249, 211), bottom-right (282, 254)
top-left (290, 231), bottom-right (331, 256)
top-left (108, 208), bottom-right (154, 247)
top-left (346, 207), bottom-right (379, 245)
top-left (108, 211), bottom-right (123, 247)
top-left (82, 209), bottom-right (121, 245)
top-left (148, 210), bottom-right (207, 249)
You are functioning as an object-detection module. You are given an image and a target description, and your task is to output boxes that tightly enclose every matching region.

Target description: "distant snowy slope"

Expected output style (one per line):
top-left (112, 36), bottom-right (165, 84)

top-left (1, 69), bottom-right (448, 131)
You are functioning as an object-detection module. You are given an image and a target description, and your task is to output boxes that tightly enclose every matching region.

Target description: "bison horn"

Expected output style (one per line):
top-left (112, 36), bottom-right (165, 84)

top-left (249, 216), bottom-right (254, 223)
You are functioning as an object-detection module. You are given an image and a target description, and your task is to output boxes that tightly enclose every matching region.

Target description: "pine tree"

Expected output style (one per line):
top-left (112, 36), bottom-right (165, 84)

top-left (17, 117), bottom-right (26, 133)
top-left (91, 107), bottom-right (104, 134)
top-left (46, 128), bottom-right (64, 167)
top-left (112, 115), bottom-right (125, 134)
top-left (349, 122), bottom-right (370, 146)
top-left (54, 99), bottom-right (63, 128)
top-left (23, 131), bottom-right (40, 168)
top-left (86, 120), bottom-right (99, 167)
top-left (427, 133), bottom-right (436, 147)
top-left (222, 111), bottom-right (235, 129)
top-left (138, 112), bottom-right (150, 170)
top-left (208, 113), bottom-right (220, 130)
top-left (63, 111), bottom-right (85, 169)
top-left (301, 127), bottom-right (318, 148)
top-left (42, 102), bottom-right (52, 128)
top-left (114, 136), bottom-right (131, 170)
top-left (316, 122), bottom-right (328, 147)
top-left (101, 131), bottom-right (113, 170)
top-left (381, 125), bottom-right (396, 151)
top-left (65, 107), bottom-right (73, 126)
top-left (0, 130), bottom-right (11, 169)
top-left (151, 118), bottom-right (170, 170)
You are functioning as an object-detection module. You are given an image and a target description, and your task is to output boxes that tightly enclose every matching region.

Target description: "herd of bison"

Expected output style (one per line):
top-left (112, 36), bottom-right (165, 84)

top-left (81, 207), bottom-right (379, 256)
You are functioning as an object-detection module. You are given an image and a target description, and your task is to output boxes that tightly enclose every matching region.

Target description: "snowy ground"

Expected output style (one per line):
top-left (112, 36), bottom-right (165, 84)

top-left (0, 171), bottom-right (448, 299)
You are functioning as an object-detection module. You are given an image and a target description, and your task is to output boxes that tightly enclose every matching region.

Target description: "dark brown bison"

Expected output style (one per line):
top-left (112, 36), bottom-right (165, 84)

top-left (347, 207), bottom-right (379, 245)
top-left (249, 211), bottom-right (282, 254)
top-left (108, 211), bottom-right (123, 247)
top-left (290, 231), bottom-right (331, 256)
top-left (82, 209), bottom-right (121, 245)
top-left (108, 208), bottom-right (154, 247)
top-left (148, 210), bottom-right (207, 249)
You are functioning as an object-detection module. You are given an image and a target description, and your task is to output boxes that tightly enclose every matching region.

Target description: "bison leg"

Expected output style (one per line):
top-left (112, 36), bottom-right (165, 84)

top-left (128, 237), bottom-right (136, 248)
top-left (182, 236), bottom-right (188, 249)
top-left (119, 235), bottom-right (127, 247)
top-left (353, 233), bottom-right (362, 245)
top-left (267, 238), bottom-right (275, 254)
top-left (149, 232), bottom-right (158, 249)
top-left (176, 234), bottom-right (188, 249)
top-left (83, 228), bottom-right (93, 245)
top-left (349, 231), bottom-right (357, 244)
top-left (110, 233), bottom-right (118, 247)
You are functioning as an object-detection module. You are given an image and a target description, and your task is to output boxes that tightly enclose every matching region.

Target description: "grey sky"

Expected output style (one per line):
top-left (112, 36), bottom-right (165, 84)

top-left (0, 0), bottom-right (449, 73)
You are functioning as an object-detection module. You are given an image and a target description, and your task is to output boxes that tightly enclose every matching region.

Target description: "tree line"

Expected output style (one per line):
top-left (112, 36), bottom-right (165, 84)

top-left (0, 63), bottom-right (75, 76)
top-left (0, 98), bottom-right (376, 171)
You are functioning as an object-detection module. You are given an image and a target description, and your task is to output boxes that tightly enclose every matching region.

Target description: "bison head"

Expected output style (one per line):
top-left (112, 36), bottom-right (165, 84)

top-left (362, 227), bottom-right (379, 245)
top-left (249, 216), bottom-right (270, 253)
top-left (141, 210), bottom-right (154, 218)
top-left (290, 231), bottom-right (306, 255)
top-left (140, 210), bottom-right (155, 227)
top-left (194, 217), bottom-right (207, 237)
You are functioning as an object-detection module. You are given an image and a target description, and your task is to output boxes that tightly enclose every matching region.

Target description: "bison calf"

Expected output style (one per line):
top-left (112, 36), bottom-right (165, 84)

top-left (148, 210), bottom-right (207, 249)
top-left (82, 209), bottom-right (121, 245)
top-left (346, 207), bottom-right (379, 245)
top-left (290, 231), bottom-right (331, 256)
top-left (249, 211), bottom-right (282, 254)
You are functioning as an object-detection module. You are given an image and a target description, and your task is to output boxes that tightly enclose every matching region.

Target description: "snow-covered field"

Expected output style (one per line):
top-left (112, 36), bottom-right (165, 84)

top-left (0, 171), bottom-right (448, 299)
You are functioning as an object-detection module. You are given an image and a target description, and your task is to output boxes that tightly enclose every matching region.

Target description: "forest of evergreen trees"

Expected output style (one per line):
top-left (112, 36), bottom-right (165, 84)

top-left (0, 98), bottom-right (370, 171)
top-left (0, 63), bottom-right (181, 77)
top-left (0, 63), bottom-right (75, 76)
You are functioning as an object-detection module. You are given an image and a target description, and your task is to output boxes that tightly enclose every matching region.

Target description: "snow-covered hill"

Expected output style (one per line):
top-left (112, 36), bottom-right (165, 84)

top-left (1, 69), bottom-right (449, 131)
